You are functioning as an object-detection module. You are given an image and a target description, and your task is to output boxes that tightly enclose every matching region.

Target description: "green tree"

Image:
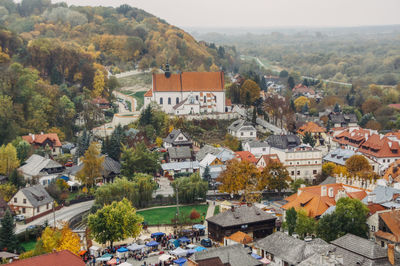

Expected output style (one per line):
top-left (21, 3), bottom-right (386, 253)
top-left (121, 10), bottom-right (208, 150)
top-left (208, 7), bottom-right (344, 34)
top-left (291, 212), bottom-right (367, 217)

top-left (88, 198), bottom-right (143, 248)
top-left (0, 209), bottom-right (19, 253)
top-left (287, 76), bottom-right (295, 89)
top-left (120, 142), bottom-right (160, 176)
top-left (172, 173), bottom-right (208, 204)
top-left (295, 209), bottom-right (316, 239)
top-left (316, 213), bottom-right (341, 242)
top-left (279, 70), bottom-right (288, 78)
top-left (77, 130), bottom-right (90, 157)
top-left (301, 103), bottom-right (309, 114)
top-left (103, 125), bottom-right (124, 161)
top-left (302, 132), bottom-right (316, 147)
top-left (202, 166), bottom-right (211, 184)
top-left (14, 139), bottom-right (31, 162)
top-left (240, 79), bottom-right (260, 105)
top-left (285, 207), bottom-right (297, 236)
top-left (260, 162), bottom-right (291, 196)
top-left (8, 169), bottom-right (25, 189)
top-left (333, 103), bottom-right (341, 113)
top-left (290, 178), bottom-right (307, 193)
top-left (335, 197), bottom-right (369, 238)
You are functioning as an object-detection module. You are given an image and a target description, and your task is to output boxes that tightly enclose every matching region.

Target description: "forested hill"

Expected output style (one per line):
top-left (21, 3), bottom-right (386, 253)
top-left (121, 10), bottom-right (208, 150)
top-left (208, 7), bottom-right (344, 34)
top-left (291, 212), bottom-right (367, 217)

top-left (0, 0), bottom-right (237, 145)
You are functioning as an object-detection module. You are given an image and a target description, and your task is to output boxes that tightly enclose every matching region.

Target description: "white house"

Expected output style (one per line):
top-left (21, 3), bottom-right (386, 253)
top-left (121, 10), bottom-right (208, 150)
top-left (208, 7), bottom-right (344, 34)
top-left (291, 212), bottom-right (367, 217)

top-left (18, 154), bottom-right (64, 182)
top-left (8, 185), bottom-right (54, 219)
top-left (228, 119), bottom-right (257, 140)
top-left (144, 68), bottom-right (229, 114)
top-left (243, 140), bottom-right (270, 157)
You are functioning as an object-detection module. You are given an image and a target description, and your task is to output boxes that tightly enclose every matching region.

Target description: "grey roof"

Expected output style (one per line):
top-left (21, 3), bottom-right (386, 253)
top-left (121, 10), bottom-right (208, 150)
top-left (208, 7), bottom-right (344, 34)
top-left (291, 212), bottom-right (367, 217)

top-left (254, 232), bottom-right (333, 265)
top-left (329, 113), bottom-right (358, 124)
top-left (192, 244), bottom-right (261, 266)
top-left (331, 234), bottom-right (388, 260)
top-left (20, 185), bottom-right (53, 208)
top-left (19, 154), bottom-right (63, 176)
top-left (161, 161), bottom-right (199, 171)
top-left (67, 155), bottom-right (120, 177)
top-left (323, 148), bottom-right (355, 166)
top-left (267, 135), bottom-right (300, 150)
top-left (320, 176), bottom-right (337, 185)
top-left (245, 140), bottom-right (269, 148)
top-left (207, 205), bottom-right (276, 227)
top-left (163, 129), bottom-right (192, 145)
top-left (361, 185), bottom-right (400, 205)
top-left (168, 146), bottom-right (192, 160)
top-left (195, 145), bottom-right (221, 161)
top-left (228, 119), bottom-right (256, 132)
top-left (256, 117), bottom-right (284, 134)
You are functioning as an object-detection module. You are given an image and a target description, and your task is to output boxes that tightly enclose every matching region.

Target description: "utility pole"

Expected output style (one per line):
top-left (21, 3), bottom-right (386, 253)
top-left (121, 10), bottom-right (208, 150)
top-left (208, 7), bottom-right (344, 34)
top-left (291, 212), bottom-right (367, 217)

top-left (53, 201), bottom-right (56, 228)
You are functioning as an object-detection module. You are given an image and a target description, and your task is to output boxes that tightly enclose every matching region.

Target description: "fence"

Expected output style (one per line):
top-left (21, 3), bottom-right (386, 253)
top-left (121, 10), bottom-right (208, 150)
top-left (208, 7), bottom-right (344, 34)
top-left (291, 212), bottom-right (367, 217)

top-left (24, 205), bottom-right (63, 224)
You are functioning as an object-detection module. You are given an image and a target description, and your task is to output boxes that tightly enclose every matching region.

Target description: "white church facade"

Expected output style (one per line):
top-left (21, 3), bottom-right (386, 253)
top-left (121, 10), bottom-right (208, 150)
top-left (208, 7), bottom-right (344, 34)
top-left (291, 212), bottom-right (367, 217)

top-left (143, 68), bottom-right (231, 115)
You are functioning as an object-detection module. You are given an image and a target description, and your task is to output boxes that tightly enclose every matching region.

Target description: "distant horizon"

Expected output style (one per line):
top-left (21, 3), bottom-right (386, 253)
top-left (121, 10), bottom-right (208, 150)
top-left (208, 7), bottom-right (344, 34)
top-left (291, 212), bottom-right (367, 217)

top-left (52, 0), bottom-right (400, 29)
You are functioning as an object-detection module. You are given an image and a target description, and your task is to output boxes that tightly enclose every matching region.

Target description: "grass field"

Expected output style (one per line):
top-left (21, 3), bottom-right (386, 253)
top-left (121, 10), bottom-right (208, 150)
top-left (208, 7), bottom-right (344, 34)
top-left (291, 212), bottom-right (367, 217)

top-left (213, 205), bottom-right (220, 216)
top-left (21, 241), bottom-right (36, 251)
top-left (118, 73), bottom-right (152, 88)
top-left (137, 205), bottom-right (209, 226)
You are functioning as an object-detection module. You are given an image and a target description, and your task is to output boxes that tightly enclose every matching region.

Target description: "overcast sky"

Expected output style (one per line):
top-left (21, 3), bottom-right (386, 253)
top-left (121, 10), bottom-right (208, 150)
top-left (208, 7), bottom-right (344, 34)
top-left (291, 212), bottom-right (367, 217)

top-left (53, 0), bottom-right (400, 28)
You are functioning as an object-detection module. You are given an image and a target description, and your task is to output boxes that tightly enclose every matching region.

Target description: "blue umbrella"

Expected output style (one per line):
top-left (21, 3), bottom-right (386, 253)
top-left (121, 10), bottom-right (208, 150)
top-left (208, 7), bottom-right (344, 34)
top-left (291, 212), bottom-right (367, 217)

top-left (151, 232), bottom-right (165, 238)
top-left (251, 253), bottom-right (262, 259)
top-left (178, 236), bottom-right (190, 243)
top-left (192, 224), bottom-right (206, 230)
top-left (173, 257), bottom-right (187, 265)
top-left (146, 241), bottom-right (159, 247)
top-left (194, 246), bottom-right (207, 252)
top-left (117, 247), bottom-right (129, 253)
top-left (59, 176), bottom-right (69, 181)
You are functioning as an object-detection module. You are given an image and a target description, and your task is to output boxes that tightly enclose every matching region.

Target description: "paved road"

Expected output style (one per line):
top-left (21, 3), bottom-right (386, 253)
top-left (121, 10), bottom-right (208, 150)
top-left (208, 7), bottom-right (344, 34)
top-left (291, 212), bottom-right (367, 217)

top-left (154, 177), bottom-right (174, 197)
top-left (109, 69), bottom-right (151, 79)
top-left (16, 200), bottom-right (94, 234)
top-left (114, 91), bottom-right (136, 112)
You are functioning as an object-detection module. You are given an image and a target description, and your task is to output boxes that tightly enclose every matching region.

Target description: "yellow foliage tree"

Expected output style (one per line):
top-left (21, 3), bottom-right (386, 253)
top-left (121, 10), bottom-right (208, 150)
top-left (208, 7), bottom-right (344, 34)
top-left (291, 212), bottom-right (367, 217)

top-left (294, 96), bottom-right (311, 112)
top-left (0, 143), bottom-right (20, 175)
top-left (40, 224), bottom-right (81, 255)
top-left (77, 142), bottom-right (104, 187)
top-left (0, 183), bottom-right (17, 202)
top-left (240, 79), bottom-right (261, 105)
top-left (210, 63), bottom-right (219, 72)
top-left (92, 69), bottom-right (105, 97)
top-left (155, 137), bottom-right (163, 147)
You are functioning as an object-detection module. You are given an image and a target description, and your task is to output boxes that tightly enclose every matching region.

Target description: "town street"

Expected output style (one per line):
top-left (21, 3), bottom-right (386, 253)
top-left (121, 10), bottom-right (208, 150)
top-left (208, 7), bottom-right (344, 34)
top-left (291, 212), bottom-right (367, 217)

top-left (16, 200), bottom-right (94, 234)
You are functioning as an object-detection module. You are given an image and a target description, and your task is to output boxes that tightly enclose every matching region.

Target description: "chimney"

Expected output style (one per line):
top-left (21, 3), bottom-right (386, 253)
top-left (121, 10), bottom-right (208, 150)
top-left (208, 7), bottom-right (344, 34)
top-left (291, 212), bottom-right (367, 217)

top-left (32, 134), bottom-right (35, 141)
top-left (388, 244), bottom-right (395, 265)
top-left (328, 187), bottom-right (334, 198)
top-left (321, 186), bottom-right (327, 197)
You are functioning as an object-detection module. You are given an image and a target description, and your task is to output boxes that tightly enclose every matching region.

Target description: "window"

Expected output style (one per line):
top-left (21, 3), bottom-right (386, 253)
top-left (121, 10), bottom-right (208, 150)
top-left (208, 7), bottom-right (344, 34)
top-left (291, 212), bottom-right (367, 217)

top-left (297, 170), bottom-right (300, 175)
top-left (159, 97), bottom-right (163, 104)
top-left (22, 208), bottom-right (26, 213)
top-left (313, 170), bottom-right (317, 174)
top-left (176, 97), bottom-right (179, 104)
top-left (196, 95), bottom-right (199, 101)
top-left (23, 199), bottom-right (26, 204)
top-left (372, 225), bottom-right (376, 232)
top-left (14, 198), bottom-right (17, 203)
top-left (262, 148), bottom-right (266, 151)
top-left (204, 96), bottom-right (206, 102)
top-left (297, 162), bottom-right (299, 165)
top-left (168, 97), bottom-right (171, 105)
top-left (289, 162), bottom-right (292, 165)
top-left (250, 132), bottom-right (253, 136)
top-left (37, 207), bottom-right (40, 212)
top-left (214, 96), bottom-right (217, 102)
top-left (47, 204), bottom-right (49, 210)
top-left (383, 159), bottom-right (386, 163)
top-left (291, 171), bottom-right (295, 175)
top-left (315, 161), bottom-right (317, 164)
top-left (241, 132), bottom-right (244, 136)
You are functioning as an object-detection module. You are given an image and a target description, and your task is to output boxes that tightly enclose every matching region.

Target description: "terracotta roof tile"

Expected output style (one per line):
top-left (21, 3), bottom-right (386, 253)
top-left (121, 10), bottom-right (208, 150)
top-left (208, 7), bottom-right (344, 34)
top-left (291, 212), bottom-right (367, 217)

top-left (224, 231), bottom-right (253, 244)
top-left (347, 191), bottom-right (367, 200)
top-left (153, 71), bottom-right (224, 92)
top-left (358, 134), bottom-right (400, 158)
top-left (297, 122), bottom-right (325, 135)
top-left (144, 89), bottom-right (153, 97)
top-left (235, 151), bottom-right (258, 164)
top-left (367, 203), bottom-right (386, 215)
top-left (375, 230), bottom-right (398, 242)
top-left (378, 210), bottom-right (400, 242)
top-left (8, 250), bottom-right (84, 266)
top-left (257, 154), bottom-right (281, 169)
top-left (383, 159), bottom-right (400, 183)
top-left (333, 128), bottom-right (376, 148)
top-left (22, 133), bottom-right (62, 147)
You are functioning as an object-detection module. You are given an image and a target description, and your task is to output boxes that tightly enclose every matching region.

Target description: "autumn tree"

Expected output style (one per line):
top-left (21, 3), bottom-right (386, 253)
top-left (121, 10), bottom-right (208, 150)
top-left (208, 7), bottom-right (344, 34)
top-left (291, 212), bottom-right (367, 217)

top-left (223, 134), bottom-right (240, 151)
top-left (218, 160), bottom-right (262, 202)
top-left (39, 223), bottom-right (80, 255)
top-left (88, 198), bottom-right (143, 248)
top-left (345, 155), bottom-right (371, 175)
top-left (361, 97), bottom-right (381, 114)
top-left (0, 143), bottom-right (20, 175)
top-left (189, 209), bottom-right (200, 220)
top-left (92, 69), bottom-right (105, 97)
top-left (76, 142), bottom-right (104, 187)
top-left (240, 79), bottom-right (260, 105)
top-left (322, 162), bottom-right (336, 177)
top-left (260, 162), bottom-right (291, 196)
top-left (294, 96), bottom-right (310, 112)
top-left (0, 183), bottom-right (17, 202)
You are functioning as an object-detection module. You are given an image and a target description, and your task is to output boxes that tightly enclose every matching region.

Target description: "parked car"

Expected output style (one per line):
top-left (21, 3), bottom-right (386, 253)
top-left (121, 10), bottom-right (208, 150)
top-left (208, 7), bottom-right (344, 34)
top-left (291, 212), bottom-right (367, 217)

top-left (14, 214), bottom-right (25, 221)
top-left (65, 161), bottom-right (73, 167)
top-left (200, 238), bottom-right (212, 247)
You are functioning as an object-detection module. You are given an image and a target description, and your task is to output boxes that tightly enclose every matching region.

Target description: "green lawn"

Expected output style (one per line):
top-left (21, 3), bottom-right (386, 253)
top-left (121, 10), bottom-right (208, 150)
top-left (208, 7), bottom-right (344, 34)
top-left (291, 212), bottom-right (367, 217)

top-left (132, 91), bottom-right (145, 110)
top-left (213, 205), bottom-right (220, 216)
top-left (137, 205), bottom-right (209, 226)
top-left (21, 241), bottom-right (36, 251)
top-left (117, 72), bottom-right (152, 87)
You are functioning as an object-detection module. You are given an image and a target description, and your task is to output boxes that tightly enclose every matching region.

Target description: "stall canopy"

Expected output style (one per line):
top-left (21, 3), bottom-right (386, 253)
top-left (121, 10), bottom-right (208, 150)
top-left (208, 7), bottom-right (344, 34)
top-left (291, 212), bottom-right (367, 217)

top-left (118, 263), bottom-right (133, 266)
top-left (146, 241), bottom-right (159, 247)
top-left (259, 257), bottom-right (271, 264)
top-left (151, 232), bottom-right (165, 238)
top-left (59, 176), bottom-right (69, 181)
top-left (117, 247), bottom-right (129, 253)
top-left (251, 253), bottom-right (262, 259)
top-left (169, 239), bottom-right (179, 248)
top-left (192, 224), bottom-right (206, 230)
top-left (127, 243), bottom-right (146, 251)
top-left (97, 253), bottom-right (112, 262)
top-left (159, 254), bottom-right (173, 262)
top-left (107, 258), bottom-right (117, 265)
top-left (178, 236), bottom-right (190, 243)
top-left (170, 247), bottom-right (187, 257)
top-left (187, 244), bottom-right (197, 249)
top-left (173, 257), bottom-right (187, 265)
top-left (186, 249), bottom-right (196, 254)
top-left (194, 246), bottom-right (207, 252)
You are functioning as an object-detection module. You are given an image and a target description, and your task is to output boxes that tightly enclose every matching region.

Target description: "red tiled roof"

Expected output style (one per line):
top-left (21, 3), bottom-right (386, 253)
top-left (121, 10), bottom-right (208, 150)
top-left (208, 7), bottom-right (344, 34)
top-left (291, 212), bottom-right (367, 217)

top-left (347, 191), bottom-right (367, 200)
top-left (358, 134), bottom-right (400, 158)
top-left (22, 133), bottom-right (62, 147)
top-left (383, 159), bottom-right (400, 183)
top-left (333, 128), bottom-right (375, 148)
top-left (224, 231), bottom-right (253, 244)
top-left (388, 104), bottom-right (400, 110)
top-left (235, 151), bottom-right (258, 164)
top-left (257, 154), bottom-right (281, 168)
top-left (153, 71), bottom-right (224, 92)
top-left (385, 130), bottom-right (400, 140)
top-left (144, 89), bottom-right (153, 97)
top-left (293, 84), bottom-right (315, 95)
top-left (297, 122), bottom-right (325, 135)
top-left (367, 203), bottom-right (386, 215)
top-left (91, 97), bottom-right (109, 104)
top-left (377, 210), bottom-right (400, 242)
top-left (8, 250), bottom-right (85, 266)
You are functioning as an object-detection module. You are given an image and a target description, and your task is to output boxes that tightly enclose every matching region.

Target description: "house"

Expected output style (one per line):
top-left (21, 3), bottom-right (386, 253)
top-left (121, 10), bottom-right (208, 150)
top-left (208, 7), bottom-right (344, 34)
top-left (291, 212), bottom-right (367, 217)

top-left (243, 140), bottom-right (270, 157)
top-left (198, 147), bottom-right (235, 179)
top-left (188, 244), bottom-right (262, 266)
top-left (167, 146), bottom-right (192, 162)
top-left (256, 154), bottom-right (280, 169)
top-left (143, 68), bottom-right (228, 114)
top-left (0, 175), bottom-right (8, 185)
top-left (163, 129), bottom-right (192, 149)
top-left (253, 232), bottom-right (334, 265)
top-left (195, 145), bottom-right (222, 162)
top-left (267, 135), bottom-right (301, 150)
top-left (161, 161), bottom-right (199, 176)
top-left (328, 112), bottom-right (358, 128)
top-left (283, 183), bottom-right (368, 218)
top-left (22, 133), bottom-right (62, 156)
top-left (333, 127), bottom-right (377, 151)
top-left (224, 231), bottom-right (253, 246)
top-left (297, 121), bottom-right (326, 146)
top-left (92, 97), bottom-right (110, 109)
top-left (383, 158), bottom-right (400, 184)
top-left (235, 151), bottom-right (257, 164)
top-left (206, 205), bottom-right (276, 242)
top-left (292, 84), bottom-right (315, 98)
top-left (0, 197), bottom-right (10, 220)
top-left (323, 148), bottom-right (380, 173)
top-left (18, 154), bottom-right (64, 183)
top-left (8, 185), bottom-right (53, 220)
top-left (270, 144), bottom-right (322, 182)
top-left (374, 209), bottom-right (400, 252)
top-left (8, 250), bottom-right (85, 266)
top-left (228, 119), bottom-right (257, 140)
